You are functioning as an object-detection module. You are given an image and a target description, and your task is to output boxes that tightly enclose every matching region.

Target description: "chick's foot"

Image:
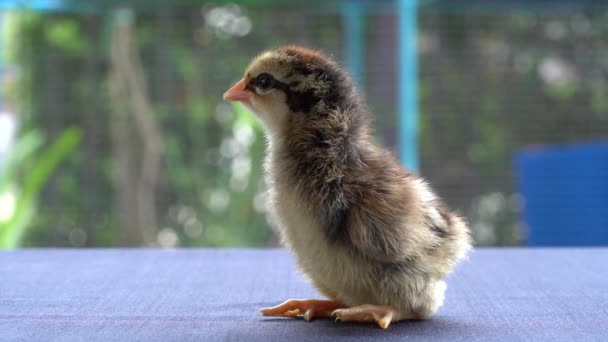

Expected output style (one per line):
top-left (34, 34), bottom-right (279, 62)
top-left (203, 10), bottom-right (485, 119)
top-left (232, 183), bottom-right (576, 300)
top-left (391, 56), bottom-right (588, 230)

top-left (332, 304), bottom-right (400, 329)
top-left (260, 299), bottom-right (345, 321)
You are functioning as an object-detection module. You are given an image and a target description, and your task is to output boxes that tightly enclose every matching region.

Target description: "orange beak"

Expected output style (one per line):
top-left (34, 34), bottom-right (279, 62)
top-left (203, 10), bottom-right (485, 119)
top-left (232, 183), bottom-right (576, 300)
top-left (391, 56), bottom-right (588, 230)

top-left (223, 78), bottom-right (253, 106)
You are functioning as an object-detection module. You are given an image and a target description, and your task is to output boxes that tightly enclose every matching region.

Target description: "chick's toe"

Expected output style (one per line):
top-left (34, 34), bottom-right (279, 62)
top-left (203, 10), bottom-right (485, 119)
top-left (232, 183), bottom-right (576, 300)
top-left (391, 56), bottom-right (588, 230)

top-left (332, 305), bottom-right (400, 329)
top-left (260, 299), bottom-right (345, 321)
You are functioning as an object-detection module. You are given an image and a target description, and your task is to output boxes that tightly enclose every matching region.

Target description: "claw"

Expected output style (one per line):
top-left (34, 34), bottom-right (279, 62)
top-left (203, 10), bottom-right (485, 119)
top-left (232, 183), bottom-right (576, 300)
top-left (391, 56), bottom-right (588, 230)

top-left (303, 308), bottom-right (314, 321)
top-left (378, 311), bottom-right (394, 329)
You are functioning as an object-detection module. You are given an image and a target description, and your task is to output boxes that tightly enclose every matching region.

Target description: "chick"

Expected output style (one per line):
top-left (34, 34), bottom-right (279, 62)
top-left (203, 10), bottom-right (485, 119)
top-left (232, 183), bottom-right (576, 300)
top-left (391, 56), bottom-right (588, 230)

top-left (223, 46), bottom-right (472, 329)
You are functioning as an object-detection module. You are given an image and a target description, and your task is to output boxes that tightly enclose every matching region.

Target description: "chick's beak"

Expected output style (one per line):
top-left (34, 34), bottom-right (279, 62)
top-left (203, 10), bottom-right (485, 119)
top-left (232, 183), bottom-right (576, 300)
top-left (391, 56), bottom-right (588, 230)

top-left (223, 78), bottom-right (252, 106)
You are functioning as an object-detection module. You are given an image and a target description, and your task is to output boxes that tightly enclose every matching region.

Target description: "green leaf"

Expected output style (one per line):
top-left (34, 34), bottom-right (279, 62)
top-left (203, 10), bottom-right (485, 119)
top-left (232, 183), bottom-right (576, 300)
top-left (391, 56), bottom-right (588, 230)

top-left (45, 19), bottom-right (89, 57)
top-left (0, 128), bottom-right (82, 248)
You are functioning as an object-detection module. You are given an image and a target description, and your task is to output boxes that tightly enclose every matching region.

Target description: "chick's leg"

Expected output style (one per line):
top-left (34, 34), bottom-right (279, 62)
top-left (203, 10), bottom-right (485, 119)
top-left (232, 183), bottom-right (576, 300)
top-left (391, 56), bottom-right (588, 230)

top-left (260, 299), bottom-right (345, 321)
top-left (332, 304), bottom-right (401, 329)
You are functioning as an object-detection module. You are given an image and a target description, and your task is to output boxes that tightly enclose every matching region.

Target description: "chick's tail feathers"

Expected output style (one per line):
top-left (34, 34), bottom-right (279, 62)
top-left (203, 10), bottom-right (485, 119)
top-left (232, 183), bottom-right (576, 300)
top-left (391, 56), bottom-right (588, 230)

top-left (432, 212), bottom-right (473, 278)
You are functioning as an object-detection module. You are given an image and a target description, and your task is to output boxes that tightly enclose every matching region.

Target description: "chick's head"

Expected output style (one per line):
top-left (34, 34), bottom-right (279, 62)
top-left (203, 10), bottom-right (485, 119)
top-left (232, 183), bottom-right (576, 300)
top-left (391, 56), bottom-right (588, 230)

top-left (223, 46), bottom-right (355, 135)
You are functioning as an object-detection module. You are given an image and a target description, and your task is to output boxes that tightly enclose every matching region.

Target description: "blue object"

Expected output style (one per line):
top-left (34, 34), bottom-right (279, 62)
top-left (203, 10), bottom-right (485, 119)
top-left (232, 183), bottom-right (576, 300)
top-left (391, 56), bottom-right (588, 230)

top-left (343, 0), bottom-right (365, 92)
top-left (516, 141), bottom-right (608, 246)
top-left (0, 0), bottom-right (65, 11)
top-left (1, 248), bottom-right (607, 341)
top-left (398, 0), bottom-right (418, 172)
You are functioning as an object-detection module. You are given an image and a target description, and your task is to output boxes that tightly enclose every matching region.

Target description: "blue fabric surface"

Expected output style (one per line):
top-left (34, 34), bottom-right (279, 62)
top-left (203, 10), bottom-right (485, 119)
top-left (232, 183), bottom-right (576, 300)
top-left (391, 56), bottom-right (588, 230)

top-left (1, 248), bottom-right (607, 341)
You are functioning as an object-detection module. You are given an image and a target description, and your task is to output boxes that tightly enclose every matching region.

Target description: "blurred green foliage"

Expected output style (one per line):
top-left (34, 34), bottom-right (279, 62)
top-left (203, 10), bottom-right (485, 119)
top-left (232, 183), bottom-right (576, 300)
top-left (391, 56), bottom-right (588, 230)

top-left (6, 8), bottom-right (274, 247)
top-left (0, 128), bottom-right (81, 248)
top-left (3, 5), bottom-right (608, 248)
top-left (417, 11), bottom-right (608, 245)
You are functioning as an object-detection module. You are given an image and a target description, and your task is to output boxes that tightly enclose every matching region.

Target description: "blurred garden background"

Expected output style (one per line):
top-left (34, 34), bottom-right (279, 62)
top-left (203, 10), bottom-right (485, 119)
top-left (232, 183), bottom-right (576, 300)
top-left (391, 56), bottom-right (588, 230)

top-left (0, 0), bottom-right (607, 249)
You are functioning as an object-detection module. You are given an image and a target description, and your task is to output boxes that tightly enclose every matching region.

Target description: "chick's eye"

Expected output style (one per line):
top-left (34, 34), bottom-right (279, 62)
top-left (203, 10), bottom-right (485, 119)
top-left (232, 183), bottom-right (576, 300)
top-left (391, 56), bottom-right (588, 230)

top-left (256, 73), bottom-right (274, 91)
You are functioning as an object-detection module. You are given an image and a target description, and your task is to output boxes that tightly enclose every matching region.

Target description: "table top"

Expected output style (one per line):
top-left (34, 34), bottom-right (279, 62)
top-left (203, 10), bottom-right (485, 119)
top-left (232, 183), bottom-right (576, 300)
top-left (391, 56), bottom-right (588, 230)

top-left (1, 248), bottom-right (607, 341)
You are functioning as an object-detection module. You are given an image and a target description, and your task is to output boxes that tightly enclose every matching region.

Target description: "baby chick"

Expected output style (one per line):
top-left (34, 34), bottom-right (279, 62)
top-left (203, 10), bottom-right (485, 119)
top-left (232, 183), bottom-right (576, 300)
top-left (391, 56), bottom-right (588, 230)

top-left (224, 46), bottom-right (472, 329)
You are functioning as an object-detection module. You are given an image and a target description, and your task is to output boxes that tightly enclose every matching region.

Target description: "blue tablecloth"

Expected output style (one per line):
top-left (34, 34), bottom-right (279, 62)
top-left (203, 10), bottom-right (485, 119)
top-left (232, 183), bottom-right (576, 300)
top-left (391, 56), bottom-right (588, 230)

top-left (1, 248), bottom-right (607, 341)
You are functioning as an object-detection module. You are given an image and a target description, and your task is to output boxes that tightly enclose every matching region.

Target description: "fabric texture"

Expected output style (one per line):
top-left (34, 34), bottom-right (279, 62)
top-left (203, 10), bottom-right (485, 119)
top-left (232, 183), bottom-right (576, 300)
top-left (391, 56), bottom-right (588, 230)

top-left (1, 248), bottom-right (607, 341)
